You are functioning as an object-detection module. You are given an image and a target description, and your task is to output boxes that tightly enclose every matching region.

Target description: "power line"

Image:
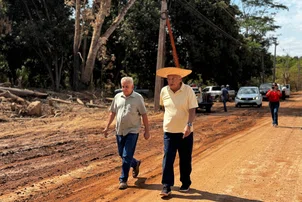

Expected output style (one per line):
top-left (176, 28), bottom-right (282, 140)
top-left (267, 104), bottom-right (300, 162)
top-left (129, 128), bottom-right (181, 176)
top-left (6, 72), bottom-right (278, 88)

top-left (174, 0), bottom-right (243, 46)
top-left (218, 2), bottom-right (237, 22)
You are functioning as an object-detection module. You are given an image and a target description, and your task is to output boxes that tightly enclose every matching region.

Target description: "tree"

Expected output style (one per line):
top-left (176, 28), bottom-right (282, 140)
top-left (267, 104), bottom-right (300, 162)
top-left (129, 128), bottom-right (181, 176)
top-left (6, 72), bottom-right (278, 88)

top-left (80, 0), bottom-right (138, 84)
top-left (73, 0), bottom-right (81, 90)
top-left (2, 0), bottom-right (74, 90)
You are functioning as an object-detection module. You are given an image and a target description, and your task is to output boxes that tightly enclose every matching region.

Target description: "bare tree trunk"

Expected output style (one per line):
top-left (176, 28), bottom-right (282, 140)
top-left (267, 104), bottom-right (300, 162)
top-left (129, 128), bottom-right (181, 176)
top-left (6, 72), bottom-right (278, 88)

top-left (73, 0), bottom-right (81, 90)
top-left (54, 54), bottom-right (64, 91)
top-left (81, 0), bottom-right (111, 84)
top-left (80, 0), bottom-right (137, 84)
top-left (34, 48), bottom-right (55, 89)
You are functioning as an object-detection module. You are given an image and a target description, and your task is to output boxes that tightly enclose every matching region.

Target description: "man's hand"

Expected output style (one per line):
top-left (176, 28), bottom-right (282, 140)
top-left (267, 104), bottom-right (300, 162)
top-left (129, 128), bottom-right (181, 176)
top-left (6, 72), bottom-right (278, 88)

top-left (144, 132), bottom-right (151, 140)
top-left (103, 127), bottom-right (109, 138)
top-left (183, 125), bottom-right (191, 139)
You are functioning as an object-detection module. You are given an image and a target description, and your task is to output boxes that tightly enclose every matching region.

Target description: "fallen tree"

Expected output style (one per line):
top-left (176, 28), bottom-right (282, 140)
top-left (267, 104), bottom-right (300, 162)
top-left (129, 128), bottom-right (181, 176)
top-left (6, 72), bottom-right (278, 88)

top-left (0, 90), bottom-right (30, 105)
top-left (0, 87), bottom-right (48, 98)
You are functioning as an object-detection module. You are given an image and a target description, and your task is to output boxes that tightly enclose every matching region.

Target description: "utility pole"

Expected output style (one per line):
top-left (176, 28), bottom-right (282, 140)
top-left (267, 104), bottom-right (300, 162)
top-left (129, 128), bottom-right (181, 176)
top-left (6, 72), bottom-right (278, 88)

top-left (154, 0), bottom-right (167, 111)
top-left (272, 38), bottom-right (278, 82)
top-left (261, 52), bottom-right (264, 83)
top-left (298, 58), bottom-right (301, 91)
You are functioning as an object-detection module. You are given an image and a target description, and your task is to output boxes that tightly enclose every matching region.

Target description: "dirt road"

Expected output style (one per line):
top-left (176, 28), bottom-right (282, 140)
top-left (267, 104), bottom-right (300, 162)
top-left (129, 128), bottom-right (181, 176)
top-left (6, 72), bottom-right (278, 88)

top-left (0, 92), bottom-right (301, 202)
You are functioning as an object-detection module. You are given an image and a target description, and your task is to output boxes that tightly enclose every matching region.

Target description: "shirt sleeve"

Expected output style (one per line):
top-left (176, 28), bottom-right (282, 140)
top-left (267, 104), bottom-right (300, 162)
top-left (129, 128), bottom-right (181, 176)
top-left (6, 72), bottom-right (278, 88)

top-left (109, 95), bottom-right (117, 112)
top-left (137, 95), bottom-right (147, 115)
top-left (188, 87), bottom-right (198, 109)
top-left (266, 90), bottom-right (271, 97)
top-left (159, 88), bottom-right (164, 106)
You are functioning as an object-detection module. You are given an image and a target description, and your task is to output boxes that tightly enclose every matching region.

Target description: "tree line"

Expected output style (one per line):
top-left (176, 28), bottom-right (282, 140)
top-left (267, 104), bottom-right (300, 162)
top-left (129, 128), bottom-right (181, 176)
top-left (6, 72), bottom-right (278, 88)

top-left (1, 0), bottom-right (295, 93)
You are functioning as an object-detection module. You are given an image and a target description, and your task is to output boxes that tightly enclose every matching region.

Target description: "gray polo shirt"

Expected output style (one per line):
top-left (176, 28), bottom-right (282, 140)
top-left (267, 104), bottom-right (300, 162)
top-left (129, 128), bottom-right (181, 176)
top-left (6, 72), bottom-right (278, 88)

top-left (110, 91), bottom-right (147, 136)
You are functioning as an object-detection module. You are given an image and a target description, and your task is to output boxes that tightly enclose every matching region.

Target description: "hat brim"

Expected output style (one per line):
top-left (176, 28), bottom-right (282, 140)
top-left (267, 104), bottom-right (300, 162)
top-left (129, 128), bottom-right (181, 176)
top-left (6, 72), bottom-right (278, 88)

top-left (156, 67), bottom-right (192, 78)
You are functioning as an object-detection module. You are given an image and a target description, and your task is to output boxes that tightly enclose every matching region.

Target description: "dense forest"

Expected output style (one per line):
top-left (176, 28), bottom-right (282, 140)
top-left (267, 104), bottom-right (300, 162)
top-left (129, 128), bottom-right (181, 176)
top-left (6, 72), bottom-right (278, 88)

top-left (0, 0), bottom-right (300, 93)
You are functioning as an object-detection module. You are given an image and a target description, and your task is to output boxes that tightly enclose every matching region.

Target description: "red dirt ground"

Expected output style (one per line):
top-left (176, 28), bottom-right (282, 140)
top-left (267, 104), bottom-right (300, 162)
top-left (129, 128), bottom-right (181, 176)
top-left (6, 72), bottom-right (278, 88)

top-left (1, 92), bottom-right (301, 202)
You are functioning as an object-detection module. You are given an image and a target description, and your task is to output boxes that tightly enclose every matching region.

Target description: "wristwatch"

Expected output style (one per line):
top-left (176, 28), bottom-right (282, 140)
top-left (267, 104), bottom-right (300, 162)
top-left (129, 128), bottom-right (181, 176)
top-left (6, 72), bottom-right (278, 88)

top-left (187, 122), bottom-right (193, 127)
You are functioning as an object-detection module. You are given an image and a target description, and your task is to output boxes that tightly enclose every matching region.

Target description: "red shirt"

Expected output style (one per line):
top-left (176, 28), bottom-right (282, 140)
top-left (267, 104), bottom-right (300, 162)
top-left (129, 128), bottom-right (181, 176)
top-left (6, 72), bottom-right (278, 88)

top-left (266, 90), bottom-right (282, 102)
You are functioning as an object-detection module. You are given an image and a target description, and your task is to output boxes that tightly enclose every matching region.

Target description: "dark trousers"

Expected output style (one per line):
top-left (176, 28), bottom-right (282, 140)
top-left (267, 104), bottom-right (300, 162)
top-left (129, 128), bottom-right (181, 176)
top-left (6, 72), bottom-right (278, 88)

top-left (282, 91), bottom-right (286, 100)
top-left (162, 132), bottom-right (193, 187)
top-left (269, 102), bottom-right (280, 125)
top-left (116, 133), bottom-right (139, 182)
top-left (222, 99), bottom-right (227, 112)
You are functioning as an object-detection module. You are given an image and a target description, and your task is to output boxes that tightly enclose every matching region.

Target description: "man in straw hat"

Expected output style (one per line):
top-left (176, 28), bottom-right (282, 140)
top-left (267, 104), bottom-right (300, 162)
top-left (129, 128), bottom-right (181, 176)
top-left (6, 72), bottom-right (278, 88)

top-left (103, 76), bottom-right (151, 190)
top-left (156, 67), bottom-right (198, 197)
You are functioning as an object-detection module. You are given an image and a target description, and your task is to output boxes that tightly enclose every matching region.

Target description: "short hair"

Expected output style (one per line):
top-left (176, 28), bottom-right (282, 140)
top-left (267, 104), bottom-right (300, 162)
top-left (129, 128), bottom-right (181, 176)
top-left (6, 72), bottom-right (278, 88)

top-left (121, 77), bottom-right (133, 85)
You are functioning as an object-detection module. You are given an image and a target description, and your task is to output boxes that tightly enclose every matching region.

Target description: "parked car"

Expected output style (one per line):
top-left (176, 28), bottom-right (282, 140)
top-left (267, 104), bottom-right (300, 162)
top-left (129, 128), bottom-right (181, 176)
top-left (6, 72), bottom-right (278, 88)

top-left (281, 84), bottom-right (290, 98)
top-left (202, 86), bottom-right (236, 102)
top-left (235, 86), bottom-right (262, 108)
top-left (191, 86), bottom-right (201, 98)
top-left (196, 92), bottom-right (213, 112)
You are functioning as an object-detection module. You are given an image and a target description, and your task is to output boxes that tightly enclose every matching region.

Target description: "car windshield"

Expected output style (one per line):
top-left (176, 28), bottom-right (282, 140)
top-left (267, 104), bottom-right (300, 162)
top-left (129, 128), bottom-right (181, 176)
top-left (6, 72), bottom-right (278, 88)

top-left (212, 86), bottom-right (221, 91)
top-left (260, 83), bottom-right (271, 87)
top-left (238, 88), bottom-right (258, 94)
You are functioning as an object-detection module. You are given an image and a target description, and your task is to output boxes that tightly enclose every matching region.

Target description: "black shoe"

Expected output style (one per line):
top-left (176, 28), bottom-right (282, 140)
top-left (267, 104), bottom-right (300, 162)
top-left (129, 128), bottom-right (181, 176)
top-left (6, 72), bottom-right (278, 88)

top-left (132, 160), bottom-right (141, 178)
top-left (179, 184), bottom-right (190, 192)
top-left (118, 182), bottom-right (128, 190)
top-left (160, 185), bottom-right (171, 197)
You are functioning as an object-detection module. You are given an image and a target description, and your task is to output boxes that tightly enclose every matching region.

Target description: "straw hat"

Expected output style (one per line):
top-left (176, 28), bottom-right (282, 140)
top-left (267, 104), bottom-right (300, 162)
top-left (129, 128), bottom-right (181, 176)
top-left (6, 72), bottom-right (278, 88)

top-left (156, 67), bottom-right (192, 78)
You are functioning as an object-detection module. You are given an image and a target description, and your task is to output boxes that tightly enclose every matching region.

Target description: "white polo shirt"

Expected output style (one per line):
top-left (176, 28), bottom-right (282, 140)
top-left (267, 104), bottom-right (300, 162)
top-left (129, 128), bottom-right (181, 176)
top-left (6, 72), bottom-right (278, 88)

top-left (160, 83), bottom-right (198, 133)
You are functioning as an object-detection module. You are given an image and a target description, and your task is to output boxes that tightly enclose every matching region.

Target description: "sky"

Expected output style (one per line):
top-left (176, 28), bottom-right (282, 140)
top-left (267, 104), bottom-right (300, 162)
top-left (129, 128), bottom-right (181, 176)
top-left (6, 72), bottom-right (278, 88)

top-left (232, 0), bottom-right (302, 57)
top-left (265, 0), bottom-right (302, 57)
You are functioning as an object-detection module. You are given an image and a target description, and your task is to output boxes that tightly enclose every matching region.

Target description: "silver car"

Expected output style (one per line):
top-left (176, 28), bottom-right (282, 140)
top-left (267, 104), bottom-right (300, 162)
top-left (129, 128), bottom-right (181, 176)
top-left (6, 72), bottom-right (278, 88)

top-left (235, 86), bottom-right (262, 108)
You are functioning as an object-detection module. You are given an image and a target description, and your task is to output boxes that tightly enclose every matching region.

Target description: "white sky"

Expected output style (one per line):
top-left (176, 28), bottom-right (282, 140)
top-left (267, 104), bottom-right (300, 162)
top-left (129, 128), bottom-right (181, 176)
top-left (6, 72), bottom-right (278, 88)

top-left (266, 0), bottom-right (302, 57)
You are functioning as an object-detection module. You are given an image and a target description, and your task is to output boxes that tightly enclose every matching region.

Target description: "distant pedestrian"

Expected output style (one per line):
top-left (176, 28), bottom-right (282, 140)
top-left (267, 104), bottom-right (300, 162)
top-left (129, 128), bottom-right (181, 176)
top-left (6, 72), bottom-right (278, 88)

top-left (156, 67), bottom-right (198, 197)
top-left (103, 76), bottom-right (151, 190)
top-left (226, 84), bottom-right (230, 91)
top-left (266, 82), bottom-right (282, 127)
top-left (281, 85), bottom-right (286, 100)
top-left (221, 85), bottom-right (229, 112)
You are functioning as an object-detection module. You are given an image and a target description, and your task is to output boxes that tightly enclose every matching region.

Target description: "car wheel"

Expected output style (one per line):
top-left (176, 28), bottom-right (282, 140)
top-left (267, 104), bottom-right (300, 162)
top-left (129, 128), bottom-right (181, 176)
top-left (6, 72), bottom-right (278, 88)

top-left (257, 104), bottom-right (262, 108)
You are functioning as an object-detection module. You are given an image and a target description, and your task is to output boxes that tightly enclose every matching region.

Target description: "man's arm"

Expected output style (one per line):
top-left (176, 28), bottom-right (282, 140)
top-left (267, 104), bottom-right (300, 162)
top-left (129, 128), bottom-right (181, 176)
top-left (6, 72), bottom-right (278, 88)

top-left (142, 114), bottom-right (151, 140)
top-left (103, 112), bottom-right (116, 138)
top-left (183, 108), bottom-right (196, 138)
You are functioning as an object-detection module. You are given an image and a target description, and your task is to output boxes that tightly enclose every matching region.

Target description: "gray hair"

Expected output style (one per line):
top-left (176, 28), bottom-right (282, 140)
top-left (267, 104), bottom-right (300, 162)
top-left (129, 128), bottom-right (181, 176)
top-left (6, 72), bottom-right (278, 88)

top-left (121, 77), bottom-right (133, 85)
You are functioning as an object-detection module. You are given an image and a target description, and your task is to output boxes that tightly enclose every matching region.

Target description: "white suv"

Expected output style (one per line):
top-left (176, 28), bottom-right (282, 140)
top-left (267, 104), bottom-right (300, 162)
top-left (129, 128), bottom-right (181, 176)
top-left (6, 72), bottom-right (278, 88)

top-left (235, 86), bottom-right (262, 108)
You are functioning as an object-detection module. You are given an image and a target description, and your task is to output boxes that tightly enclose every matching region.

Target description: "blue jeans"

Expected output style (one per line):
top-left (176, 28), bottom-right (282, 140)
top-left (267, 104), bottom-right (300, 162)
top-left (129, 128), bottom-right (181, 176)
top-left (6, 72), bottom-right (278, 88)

top-left (269, 102), bottom-right (280, 125)
top-left (116, 133), bottom-right (139, 182)
top-left (162, 132), bottom-right (193, 187)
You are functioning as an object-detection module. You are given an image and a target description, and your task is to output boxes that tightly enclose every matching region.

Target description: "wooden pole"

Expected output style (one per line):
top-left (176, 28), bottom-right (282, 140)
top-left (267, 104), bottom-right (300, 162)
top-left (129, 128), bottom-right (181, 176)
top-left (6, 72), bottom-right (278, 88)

top-left (298, 58), bottom-right (301, 91)
top-left (273, 38), bottom-right (278, 82)
top-left (165, 13), bottom-right (180, 68)
top-left (154, 0), bottom-right (167, 111)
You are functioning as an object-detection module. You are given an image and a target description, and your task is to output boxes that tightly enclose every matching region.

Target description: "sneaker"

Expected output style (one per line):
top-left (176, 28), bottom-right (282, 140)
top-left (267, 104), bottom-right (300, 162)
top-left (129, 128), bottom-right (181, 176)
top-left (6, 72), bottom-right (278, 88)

top-left (160, 185), bottom-right (171, 197)
top-left (132, 160), bottom-right (141, 178)
top-left (119, 182), bottom-right (128, 190)
top-left (179, 185), bottom-right (190, 192)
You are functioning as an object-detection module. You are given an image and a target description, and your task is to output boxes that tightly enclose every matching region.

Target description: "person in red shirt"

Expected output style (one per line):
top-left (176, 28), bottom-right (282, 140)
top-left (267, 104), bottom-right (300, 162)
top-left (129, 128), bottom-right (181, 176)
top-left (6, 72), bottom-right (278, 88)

top-left (266, 82), bottom-right (282, 127)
